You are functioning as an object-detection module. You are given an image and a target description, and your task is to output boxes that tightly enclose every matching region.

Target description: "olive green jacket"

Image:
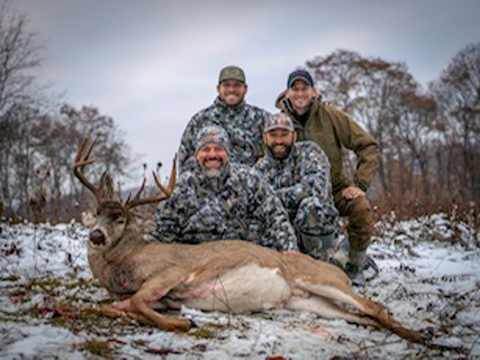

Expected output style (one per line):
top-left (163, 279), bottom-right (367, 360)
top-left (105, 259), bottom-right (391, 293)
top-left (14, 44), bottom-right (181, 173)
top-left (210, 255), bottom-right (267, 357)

top-left (276, 93), bottom-right (378, 194)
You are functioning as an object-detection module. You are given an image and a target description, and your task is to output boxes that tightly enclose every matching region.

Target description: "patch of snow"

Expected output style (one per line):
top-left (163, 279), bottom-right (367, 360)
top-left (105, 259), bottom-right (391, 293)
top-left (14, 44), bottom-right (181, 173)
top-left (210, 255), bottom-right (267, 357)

top-left (0, 215), bottom-right (479, 359)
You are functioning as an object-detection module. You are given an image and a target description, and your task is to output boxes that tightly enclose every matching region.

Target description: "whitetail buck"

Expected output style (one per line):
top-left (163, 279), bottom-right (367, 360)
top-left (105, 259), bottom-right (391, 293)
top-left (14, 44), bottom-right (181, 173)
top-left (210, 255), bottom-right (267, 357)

top-left (74, 138), bottom-right (449, 349)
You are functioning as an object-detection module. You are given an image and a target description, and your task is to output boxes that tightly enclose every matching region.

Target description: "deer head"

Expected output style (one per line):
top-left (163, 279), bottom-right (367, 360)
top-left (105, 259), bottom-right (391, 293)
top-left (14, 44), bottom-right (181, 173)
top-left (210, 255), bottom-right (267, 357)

top-left (73, 137), bottom-right (176, 250)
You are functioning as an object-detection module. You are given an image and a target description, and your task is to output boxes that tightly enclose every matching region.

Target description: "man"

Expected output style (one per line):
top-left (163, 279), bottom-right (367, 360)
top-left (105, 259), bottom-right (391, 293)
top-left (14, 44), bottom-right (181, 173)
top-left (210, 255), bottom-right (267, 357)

top-left (276, 69), bottom-right (379, 283)
top-left (152, 125), bottom-right (298, 252)
top-left (178, 65), bottom-right (271, 172)
top-left (255, 113), bottom-right (340, 261)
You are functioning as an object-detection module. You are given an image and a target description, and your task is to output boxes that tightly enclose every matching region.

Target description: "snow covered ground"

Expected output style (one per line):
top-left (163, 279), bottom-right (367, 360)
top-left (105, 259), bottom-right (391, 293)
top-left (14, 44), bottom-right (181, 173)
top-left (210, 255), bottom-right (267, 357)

top-left (1, 213), bottom-right (479, 359)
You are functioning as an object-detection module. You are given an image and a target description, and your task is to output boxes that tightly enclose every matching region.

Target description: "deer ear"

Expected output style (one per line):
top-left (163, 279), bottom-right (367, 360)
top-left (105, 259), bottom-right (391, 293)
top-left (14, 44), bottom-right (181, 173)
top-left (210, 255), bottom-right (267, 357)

top-left (81, 211), bottom-right (96, 227)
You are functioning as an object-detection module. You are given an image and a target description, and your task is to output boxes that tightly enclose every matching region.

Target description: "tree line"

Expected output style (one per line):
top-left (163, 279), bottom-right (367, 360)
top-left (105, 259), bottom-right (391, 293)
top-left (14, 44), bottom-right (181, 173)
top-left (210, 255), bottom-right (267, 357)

top-left (0, 1), bottom-right (478, 223)
top-left (306, 46), bottom-right (480, 218)
top-left (0, 2), bottom-right (129, 222)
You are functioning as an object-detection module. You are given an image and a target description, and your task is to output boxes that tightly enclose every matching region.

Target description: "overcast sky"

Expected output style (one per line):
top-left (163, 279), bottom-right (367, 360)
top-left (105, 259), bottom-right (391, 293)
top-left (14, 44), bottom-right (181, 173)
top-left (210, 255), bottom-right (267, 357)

top-left (13, 0), bottom-right (480, 184)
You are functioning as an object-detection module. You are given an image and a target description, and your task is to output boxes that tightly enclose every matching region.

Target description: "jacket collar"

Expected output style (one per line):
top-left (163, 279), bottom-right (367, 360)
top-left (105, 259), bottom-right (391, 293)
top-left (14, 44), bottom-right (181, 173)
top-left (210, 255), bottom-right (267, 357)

top-left (275, 91), bottom-right (321, 122)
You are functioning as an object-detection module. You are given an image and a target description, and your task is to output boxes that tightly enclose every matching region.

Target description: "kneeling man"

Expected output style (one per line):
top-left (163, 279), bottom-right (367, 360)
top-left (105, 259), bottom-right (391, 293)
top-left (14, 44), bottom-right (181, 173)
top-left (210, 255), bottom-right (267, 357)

top-left (255, 113), bottom-right (340, 260)
top-left (152, 125), bottom-right (298, 252)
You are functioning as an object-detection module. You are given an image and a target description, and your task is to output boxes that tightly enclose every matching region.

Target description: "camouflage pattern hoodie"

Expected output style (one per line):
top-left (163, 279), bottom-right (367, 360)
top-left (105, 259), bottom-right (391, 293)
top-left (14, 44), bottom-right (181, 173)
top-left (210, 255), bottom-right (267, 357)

top-left (178, 97), bottom-right (270, 172)
top-left (255, 141), bottom-right (339, 236)
top-left (152, 162), bottom-right (298, 251)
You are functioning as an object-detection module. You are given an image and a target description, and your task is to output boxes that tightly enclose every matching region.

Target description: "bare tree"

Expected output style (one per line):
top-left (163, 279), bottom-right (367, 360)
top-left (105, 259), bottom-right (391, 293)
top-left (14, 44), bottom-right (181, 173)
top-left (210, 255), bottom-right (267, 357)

top-left (0, 2), bottom-right (133, 222)
top-left (58, 104), bottom-right (131, 220)
top-left (0, 102), bottom-right (131, 221)
top-left (306, 50), bottom-right (419, 197)
top-left (0, 0), bottom-right (42, 115)
top-left (0, 0), bottom-right (43, 219)
top-left (431, 42), bottom-right (480, 202)
top-left (393, 92), bottom-right (438, 197)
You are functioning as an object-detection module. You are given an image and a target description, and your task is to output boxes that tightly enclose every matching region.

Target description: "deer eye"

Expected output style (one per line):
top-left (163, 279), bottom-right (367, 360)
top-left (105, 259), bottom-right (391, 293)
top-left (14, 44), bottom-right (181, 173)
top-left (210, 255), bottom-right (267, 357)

top-left (116, 219), bottom-right (126, 225)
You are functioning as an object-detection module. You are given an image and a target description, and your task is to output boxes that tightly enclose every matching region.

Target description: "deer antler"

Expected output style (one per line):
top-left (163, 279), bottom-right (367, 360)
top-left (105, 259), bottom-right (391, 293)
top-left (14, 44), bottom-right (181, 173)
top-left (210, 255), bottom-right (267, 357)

top-left (74, 137), bottom-right (101, 199)
top-left (124, 155), bottom-right (177, 210)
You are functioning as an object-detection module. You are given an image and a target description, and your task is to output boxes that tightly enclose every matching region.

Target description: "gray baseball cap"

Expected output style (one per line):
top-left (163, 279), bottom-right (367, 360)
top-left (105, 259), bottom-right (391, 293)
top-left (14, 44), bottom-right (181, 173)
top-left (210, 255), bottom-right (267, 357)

top-left (264, 113), bottom-right (295, 132)
top-left (219, 65), bottom-right (246, 83)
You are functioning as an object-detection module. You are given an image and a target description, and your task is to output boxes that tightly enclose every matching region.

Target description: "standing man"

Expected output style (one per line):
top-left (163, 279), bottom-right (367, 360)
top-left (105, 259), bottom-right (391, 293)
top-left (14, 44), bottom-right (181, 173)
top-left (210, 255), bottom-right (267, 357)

top-left (178, 65), bottom-right (271, 172)
top-left (152, 125), bottom-right (298, 252)
top-left (276, 69), bottom-right (379, 283)
top-left (255, 113), bottom-right (340, 261)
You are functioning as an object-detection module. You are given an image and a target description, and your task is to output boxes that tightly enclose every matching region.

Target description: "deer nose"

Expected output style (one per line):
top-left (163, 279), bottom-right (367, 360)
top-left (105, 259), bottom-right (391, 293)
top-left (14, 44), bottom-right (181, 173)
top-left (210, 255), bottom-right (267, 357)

top-left (89, 229), bottom-right (105, 245)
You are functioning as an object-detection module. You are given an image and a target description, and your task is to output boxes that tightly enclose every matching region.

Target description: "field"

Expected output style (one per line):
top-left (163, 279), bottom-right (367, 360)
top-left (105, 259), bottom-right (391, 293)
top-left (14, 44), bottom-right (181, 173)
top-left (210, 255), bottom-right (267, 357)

top-left (1, 213), bottom-right (479, 359)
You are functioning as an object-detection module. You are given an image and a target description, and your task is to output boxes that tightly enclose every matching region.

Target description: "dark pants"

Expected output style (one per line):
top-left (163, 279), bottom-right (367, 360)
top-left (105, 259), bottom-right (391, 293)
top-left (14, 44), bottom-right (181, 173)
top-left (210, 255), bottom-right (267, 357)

top-left (334, 191), bottom-right (374, 251)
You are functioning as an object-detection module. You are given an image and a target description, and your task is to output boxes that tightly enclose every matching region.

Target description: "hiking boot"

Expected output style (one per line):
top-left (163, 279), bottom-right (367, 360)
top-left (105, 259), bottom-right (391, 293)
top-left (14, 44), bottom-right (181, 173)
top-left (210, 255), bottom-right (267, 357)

top-left (346, 249), bottom-right (367, 287)
top-left (338, 239), bottom-right (379, 274)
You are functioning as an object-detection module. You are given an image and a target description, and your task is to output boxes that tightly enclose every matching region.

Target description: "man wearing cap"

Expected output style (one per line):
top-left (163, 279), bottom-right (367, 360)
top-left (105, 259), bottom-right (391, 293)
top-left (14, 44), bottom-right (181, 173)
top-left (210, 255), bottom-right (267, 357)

top-left (276, 69), bottom-right (379, 284)
top-left (178, 65), bottom-right (271, 172)
top-left (255, 113), bottom-right (340, 261)
top-left (152, 125), bottom-right (298, 252)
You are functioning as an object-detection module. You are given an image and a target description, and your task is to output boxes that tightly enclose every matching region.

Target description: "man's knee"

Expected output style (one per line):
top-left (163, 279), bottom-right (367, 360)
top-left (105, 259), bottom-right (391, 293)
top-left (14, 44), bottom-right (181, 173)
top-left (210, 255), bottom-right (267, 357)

top-left (343, 196), bottom-right (373, 225)
top-left (295, 197), bottom-right (338, 234)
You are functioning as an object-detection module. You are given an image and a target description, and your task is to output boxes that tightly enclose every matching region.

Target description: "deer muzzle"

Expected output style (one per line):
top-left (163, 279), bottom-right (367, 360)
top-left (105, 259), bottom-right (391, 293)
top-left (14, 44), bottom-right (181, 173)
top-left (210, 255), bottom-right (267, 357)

top-left (89, 229), bottom-right (106, 246)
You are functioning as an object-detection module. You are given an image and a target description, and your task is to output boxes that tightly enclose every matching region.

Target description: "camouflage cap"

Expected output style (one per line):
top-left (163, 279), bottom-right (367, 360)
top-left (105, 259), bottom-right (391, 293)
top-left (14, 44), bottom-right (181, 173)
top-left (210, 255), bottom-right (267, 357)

top-left (219, 65), bottom-right (246, 83)
top-left (264, 113), bottom-right (295, 132)
top-left (195, 125), bottom-right (231, 154)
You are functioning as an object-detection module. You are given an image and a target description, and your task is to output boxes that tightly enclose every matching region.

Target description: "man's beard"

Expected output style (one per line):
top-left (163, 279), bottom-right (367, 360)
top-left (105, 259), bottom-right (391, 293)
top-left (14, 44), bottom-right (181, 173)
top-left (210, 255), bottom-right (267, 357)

top-left (204, 168), bottom-right (223, 178)
top-left (201, 157), bottom-right (227, 178)
top-left (268, 143), bottom-right (294, 160)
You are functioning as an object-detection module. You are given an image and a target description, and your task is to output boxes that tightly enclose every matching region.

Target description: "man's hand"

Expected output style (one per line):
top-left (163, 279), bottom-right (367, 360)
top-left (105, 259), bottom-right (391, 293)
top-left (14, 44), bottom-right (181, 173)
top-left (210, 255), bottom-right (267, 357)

top-left (341, 185), bottom-right (365, 200)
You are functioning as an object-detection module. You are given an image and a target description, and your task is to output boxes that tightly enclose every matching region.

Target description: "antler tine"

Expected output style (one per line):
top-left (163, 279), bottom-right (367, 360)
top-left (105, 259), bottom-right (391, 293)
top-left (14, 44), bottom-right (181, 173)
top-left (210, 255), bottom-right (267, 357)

top-left (166, 153), bottom-right (177, 196)
top-left (73, 137), bottom-right (100, 199)
top-left (75, 137), bottom-right (88, 163)
top-left (153, 155), bottom-right (177, 197)
top-left (152, 172), bottom-right (169, 199)
top-left (124, 177), bottom-right (147, 209)
top-left (124, 156), bottom-right (177, 210)
top-left (85, 137), bottom-right (97, 161)
top-left (133, 177), bottom-right (147, 201)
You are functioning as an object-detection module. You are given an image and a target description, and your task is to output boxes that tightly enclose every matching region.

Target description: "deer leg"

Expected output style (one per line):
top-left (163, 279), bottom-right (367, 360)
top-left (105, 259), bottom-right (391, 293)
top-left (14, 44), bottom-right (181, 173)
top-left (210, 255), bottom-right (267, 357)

top-left (130, 296), bottom-right (193, 331)
top-left (125, 310), bottom-right (156, 326)
top-left (348, 292), bottom-right (426, 344)
top-left (100, 304), bottom-right (128, 319)
top-left (127, 270), bottom-right (193, 332)
top-left (100, 299), bottom-right (153, 324)
top-left (295, 281), bottom-right (425, 344)
top-left (286, 294), bottom-right (379, 328)
top-left (100, 304), bottom-right (156, 326)
top-left (99, 297), bottom-right (134, 318)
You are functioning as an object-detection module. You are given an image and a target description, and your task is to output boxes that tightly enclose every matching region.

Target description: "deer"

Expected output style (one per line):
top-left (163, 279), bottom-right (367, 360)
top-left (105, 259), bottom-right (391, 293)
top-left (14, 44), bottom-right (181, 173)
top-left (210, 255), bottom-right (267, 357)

top-left (73, 137), bottom-right (451, 350)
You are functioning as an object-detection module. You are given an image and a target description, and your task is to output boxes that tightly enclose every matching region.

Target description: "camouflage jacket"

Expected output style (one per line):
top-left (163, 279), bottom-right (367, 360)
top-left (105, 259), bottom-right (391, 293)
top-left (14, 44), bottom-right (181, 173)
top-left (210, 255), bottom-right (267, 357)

top-left (255, 141), bottom-right (335, 213)
top-left (152, 162), bottom-right (298, 251)
top-left (178, 97), bottom-right (271, 172)
top-left (276, 93), bottom-right (378, 194)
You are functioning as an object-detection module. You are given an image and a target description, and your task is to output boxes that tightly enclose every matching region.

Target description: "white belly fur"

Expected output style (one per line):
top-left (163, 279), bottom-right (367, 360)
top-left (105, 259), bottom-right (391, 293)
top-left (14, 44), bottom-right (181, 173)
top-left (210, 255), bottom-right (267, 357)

top-left (166, 264), bottom-right (292, 313)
